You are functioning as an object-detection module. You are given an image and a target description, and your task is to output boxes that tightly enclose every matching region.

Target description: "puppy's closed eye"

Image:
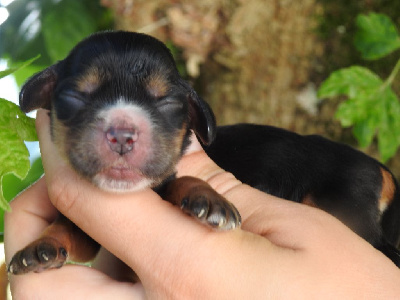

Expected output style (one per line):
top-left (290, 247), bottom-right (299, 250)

top-left (157, 97), bottom-right (185, 112)
top-left (54, 90), bottom-right (86, 121)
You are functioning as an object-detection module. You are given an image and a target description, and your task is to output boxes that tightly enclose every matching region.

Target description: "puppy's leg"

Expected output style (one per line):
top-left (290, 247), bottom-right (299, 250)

top-left (8, 214), bottom-right (99, 275)
top-left (164, 176), bottom-right (241, 230)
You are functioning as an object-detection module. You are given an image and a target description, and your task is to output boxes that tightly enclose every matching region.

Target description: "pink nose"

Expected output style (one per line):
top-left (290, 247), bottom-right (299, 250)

top-left (106, 127), bottom-right (138, 155)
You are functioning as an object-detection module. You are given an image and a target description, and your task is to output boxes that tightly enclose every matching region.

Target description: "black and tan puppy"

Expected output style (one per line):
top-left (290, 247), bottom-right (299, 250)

top-left (8, 31), bottom-right (241, 275)
top-left (8, 31), bottom-right (400, 274)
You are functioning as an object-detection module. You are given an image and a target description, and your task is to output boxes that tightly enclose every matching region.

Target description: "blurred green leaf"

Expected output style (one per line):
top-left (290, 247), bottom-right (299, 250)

top-left (0, 0), bottom-right (52, 66)
top-left (376, 89), bottom-right (400, 161)
top-left (0, 99), bottom-right (37, 211)
top-left (0, 0), bottom-right (113, 66)
top-left (335, 90), bottom-right (380, 148)
top-left (0, 157), bottom-right (44, 240)
top-left (12, 63), bottom-right (46, 88)
top-left (0, 55), bottom-right (40, 80)
top-left (42, 1), bottom-right (97, 62)
top-left (352, 119), bottom-right (376, 148)
top-left (317, 66), bottom-right (382, 98)
top-left (354, 13), bottom-right (400, 60)
top-left (1, 157), bottom-right (43, 203)
top-left (318, 65), bottom-right (400, 162)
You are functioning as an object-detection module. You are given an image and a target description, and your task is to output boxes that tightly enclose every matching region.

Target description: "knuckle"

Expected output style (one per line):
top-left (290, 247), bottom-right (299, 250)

top-left (46, 173), bottom-right (80, 216)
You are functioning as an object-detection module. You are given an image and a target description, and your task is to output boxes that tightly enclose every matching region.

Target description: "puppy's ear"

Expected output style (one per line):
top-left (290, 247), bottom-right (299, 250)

top-left (19, 63), bottom-right (60, 112)
top-left (188, 90), bottom-right (216, 146)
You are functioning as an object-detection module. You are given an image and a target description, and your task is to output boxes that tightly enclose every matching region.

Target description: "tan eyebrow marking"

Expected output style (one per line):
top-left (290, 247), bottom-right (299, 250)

top-left (146, 73), bottom-right (169, 98)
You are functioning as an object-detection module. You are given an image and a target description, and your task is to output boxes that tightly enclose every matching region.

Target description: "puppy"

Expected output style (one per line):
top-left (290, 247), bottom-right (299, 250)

top-left (205, 124), bottom-right (400, 265)
top-left (8, 31), bottom-right (241, 275)
top-left (8, 31), bottom-right (400, 274)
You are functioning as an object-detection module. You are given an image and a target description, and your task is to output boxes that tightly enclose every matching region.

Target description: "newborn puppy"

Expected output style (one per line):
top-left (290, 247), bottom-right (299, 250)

top-left (8, 31), bottom-right (241, 275)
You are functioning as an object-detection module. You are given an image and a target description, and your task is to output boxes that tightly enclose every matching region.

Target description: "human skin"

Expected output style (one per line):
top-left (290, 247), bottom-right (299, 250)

top-left (4, 109), bottom-right (400, 299)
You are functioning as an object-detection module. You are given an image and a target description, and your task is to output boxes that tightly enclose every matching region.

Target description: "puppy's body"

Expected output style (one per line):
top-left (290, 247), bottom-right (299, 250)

top-left (8, 31), bottom-right (400, 275)
top-left (205, 125), bottom-right (400, 253)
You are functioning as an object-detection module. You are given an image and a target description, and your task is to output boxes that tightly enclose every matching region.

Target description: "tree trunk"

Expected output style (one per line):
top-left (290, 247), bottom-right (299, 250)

top-left (102, 0), bottom-right (330, 129)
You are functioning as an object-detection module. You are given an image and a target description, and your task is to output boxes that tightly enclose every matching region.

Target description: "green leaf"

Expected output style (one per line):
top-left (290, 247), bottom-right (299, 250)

top-left (354, 13), bottom-right (400, 60)
top-left (352, 119), bottom-right (377, 148)
top-left (335, 97), bottom-right (364, 126)
top-left (318, 66), bottom-right (382, 99)
top-left (0, 55), bottom-right (40, 80)
top-left (0, 157), bottom-right (44, 239)
top-left (0, 0), bottom-right (113, 67)
top-left (376, 89), bottom-right (400, 161)
top-left (318, 64), bottom-right (400, 162)
top-left (335, 91), bottom-right (380, 147)
top-left (42, 1), bottom-right (97, 62)
top-left (0, 99), bottom-right (38, 211)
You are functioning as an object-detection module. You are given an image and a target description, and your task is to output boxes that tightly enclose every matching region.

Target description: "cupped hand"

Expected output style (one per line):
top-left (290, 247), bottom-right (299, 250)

top-left (5, 109), bottom-right (400, 299)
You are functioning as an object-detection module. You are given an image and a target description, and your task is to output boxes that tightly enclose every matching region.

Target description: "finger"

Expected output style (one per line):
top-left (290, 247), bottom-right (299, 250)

top-left (4, 177), bottom-right (58, 264)
top-left (9, 264), bottom-right (144, 300)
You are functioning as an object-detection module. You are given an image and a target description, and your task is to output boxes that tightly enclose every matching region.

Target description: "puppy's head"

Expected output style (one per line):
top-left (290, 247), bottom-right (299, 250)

top-left (20, 31), bottom-right (216, 192)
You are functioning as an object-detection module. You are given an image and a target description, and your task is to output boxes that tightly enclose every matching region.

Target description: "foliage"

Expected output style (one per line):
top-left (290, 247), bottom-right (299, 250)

top-left (0, 0), bottom-right (113, 77)
top-left (0, 58), bottom-right (40, 215)
top-left (318, 13), bottom-right (400, 162)
top-left (354, 13), bottom-right (400, 60)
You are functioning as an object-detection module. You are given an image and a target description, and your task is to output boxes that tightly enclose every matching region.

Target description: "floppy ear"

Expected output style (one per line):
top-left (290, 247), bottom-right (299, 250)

top-left (19, 63), bottom-right (60, 112)
top-left (188, 90), bottom-right (216, 146)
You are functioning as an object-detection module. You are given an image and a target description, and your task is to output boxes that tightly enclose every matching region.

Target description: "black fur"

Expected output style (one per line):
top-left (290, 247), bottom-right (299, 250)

top-left (205, 124), bottom-right (400, 265)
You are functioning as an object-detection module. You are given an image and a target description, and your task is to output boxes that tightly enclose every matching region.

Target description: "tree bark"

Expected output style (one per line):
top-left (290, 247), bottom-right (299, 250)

top-left (102, 0), bottom-right (329, 129)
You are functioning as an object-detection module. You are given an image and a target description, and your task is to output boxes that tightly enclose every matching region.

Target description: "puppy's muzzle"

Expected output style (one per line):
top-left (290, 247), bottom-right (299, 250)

top-left (106, 127), bottom-right (138, 155)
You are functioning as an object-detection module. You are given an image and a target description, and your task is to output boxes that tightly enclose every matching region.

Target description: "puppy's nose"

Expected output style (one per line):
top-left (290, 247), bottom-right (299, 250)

top-left (106, 127), bottom-right (138, 155)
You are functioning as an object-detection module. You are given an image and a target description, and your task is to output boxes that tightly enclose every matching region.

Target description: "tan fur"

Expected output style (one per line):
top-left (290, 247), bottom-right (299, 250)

top-left (146, 73), bottom-right (168, 98)
top-left (379, 168), bottom-right (396, 213)
top-left (301, 194), bottom-right (318, 208)
top-left (76, 67), bottom-right (104, 94)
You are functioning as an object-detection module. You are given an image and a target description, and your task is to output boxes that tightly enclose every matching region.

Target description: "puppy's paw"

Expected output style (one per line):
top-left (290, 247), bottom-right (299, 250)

top-left (8, 237), bottom-right (68, 275)
top-left (180, 187), bottom-right (241, 230)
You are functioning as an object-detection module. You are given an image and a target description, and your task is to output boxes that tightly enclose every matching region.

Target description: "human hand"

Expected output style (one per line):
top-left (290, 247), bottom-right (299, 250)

top-left (4, 176), bottom-right (145, 299)
top-left (5, 109), bottom-right (400, 299)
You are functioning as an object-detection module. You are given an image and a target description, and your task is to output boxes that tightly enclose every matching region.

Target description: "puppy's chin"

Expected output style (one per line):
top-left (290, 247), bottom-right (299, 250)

top-left (92, 175), bottom-right (154, 192)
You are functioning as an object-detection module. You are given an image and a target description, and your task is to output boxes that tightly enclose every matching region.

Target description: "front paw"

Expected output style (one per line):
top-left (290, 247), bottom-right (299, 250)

top-left (8, 237), bottom-right (68, 275)
top-left (180, 187), bottom-right (241, 230)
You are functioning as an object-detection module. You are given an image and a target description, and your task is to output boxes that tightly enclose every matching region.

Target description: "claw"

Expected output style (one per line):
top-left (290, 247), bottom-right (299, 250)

top-left (8, 238), bottom-right (68, 275)
top-left (180, 188), bottom-right (241, 230)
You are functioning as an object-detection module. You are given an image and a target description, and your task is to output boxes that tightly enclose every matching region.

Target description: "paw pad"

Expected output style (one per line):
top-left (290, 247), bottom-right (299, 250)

top-left (8, 238), bottom-right (68, 275)
top-left (181, 189), bottom-right (241, 230)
